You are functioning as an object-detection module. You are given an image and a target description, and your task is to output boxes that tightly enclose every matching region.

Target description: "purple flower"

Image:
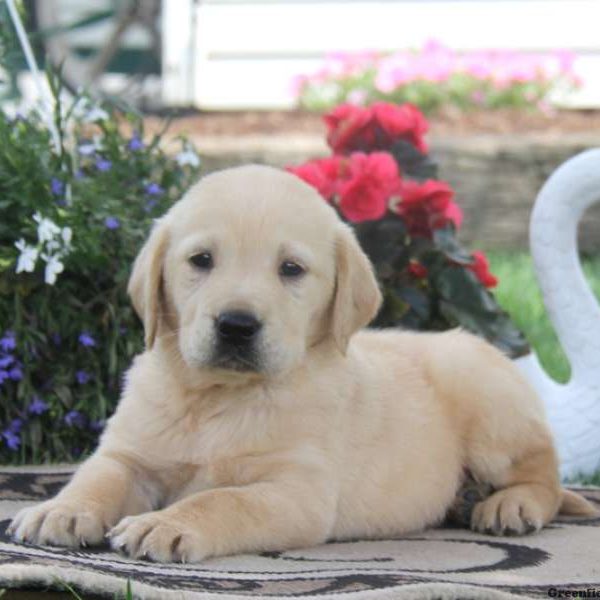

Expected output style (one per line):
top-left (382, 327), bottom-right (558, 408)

top-left (64, 410), bottom-right (86, 428)
top-left (145, 182), bottom-right (163, 196)
top-left (127, 135), bottom-right (144, 151)
top-left (74, 169), bottom-right (85, 180)
top-left (51, 333), bottom-right (62, 346)
top-left (7, 418), bottom-right (23, 433)
top-left (28, 396), bottom-right (48, 415)
top-left (104, 216), bottom-right (120, 230)
top-left (95, 158), bottom-right (112, 172)
top-left (89, 419), bottom-right (105, 433)
top-left (76, 370), bottom-right (91, 385)
top-left (8, 365), bottom-right (22, 381)
top-left (144, 198), bottom-right (158, 213)
top-left (51, 178), bottom-right (64, 196)
top-left (2, 430), bottom-right (20, 451)
top-left (2, 418), bottom-right (23, 449)
top-left (0, 370), bottom-right (8, 385)
top-left (0, 355), bottom-right (14, 369)
top-left (78, 332), bottom-right (96, 347)
top-left (0, 331), bottom-right (16, 352)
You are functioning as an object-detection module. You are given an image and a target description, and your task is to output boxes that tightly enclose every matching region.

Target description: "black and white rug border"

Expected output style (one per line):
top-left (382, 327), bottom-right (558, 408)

top-left (0, 466), bottom-right (598, 600)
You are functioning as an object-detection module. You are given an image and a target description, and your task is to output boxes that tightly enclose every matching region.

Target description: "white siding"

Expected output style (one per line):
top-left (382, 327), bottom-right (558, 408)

top-left (161, 0), bottom-right (600, 108)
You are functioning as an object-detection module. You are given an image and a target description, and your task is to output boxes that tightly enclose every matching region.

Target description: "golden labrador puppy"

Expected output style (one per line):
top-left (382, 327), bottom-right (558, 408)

top-left (9, 165), bottom-right (596, 562)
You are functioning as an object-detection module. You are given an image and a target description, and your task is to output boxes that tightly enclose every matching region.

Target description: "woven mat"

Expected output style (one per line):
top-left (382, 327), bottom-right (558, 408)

top-left (0, 466), bottom-right (599, 600)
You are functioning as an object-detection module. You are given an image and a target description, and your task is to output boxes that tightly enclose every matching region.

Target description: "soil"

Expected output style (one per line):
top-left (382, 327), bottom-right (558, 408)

top-left (147, 107), bottom-right (600, 139)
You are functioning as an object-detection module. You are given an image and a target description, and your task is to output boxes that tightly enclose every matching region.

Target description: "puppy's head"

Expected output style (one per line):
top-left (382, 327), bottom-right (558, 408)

top-left (128, 165), bottom-right (381, 380)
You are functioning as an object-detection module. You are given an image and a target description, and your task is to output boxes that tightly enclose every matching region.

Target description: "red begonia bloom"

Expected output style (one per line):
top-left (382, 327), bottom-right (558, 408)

top-left (324, 102), bottom-right (428, 155)
top-left (395, 179), bottom-right (462, 238)
top-left (407, 261), bottom-right (428, 279)
top-left (468, 251), bottom-right (498, 288)
top-left (338, 152), bottom-right (402, 222)
top-left (286, 157), bottom-right (342, 200)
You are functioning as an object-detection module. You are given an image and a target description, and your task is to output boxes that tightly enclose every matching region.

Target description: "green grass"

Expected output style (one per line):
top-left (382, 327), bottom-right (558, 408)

top-left (487, 251), bottom-right (600, 383)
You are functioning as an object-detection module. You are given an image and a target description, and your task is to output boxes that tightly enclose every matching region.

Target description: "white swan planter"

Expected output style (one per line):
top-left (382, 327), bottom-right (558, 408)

top-left (515, 148), bottom-right (600, 481)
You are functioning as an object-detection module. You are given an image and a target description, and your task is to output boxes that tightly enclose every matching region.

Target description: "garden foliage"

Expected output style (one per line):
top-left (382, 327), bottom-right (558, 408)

top-left (288, 102), bottom-right (529, 357)
top-left (0, 75), bottom-right (201, 463)
top-left (295, 40), bottom-right (580, 113)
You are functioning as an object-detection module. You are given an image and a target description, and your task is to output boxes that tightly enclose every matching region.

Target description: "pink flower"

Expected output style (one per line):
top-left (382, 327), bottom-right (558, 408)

top-left (554, 49), bottom-right (576, 76)
top-left (347, 89), bottom-right (368, 106)
top-left (375, 54), bottom-right (414, 92)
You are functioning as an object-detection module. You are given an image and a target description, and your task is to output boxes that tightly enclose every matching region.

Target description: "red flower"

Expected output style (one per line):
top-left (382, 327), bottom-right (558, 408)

top-left (338, 152), bottom-right (401, 222)
top-left (286, 157), bottom-right (341, 200)
top-left (324, 102), bottom-right (428, 155)
top-left (408, 260), bottom-right (428, 279)
top-left (395, 179), bottom-right (462, 238)
top-left (468, 251), bottom-right (498, 288)
top-left (371, 102), bottom-right (429, 153)
top-left (324, 104), bottom-right (374, 155)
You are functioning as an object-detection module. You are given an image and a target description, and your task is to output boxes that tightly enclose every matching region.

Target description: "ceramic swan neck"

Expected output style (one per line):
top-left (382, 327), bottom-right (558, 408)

top-left (530, 148), bottom-right (600, 385)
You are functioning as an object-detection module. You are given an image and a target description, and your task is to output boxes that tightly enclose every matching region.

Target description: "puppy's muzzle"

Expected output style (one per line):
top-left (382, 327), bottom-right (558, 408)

top-left (212, 311), bottom-right (263, 371)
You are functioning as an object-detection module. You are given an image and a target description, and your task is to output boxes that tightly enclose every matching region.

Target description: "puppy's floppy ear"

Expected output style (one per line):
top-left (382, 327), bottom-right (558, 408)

top-left (128, 218), bottom-right (170, 349)
top-left (331, 224), bottom-right (382, 354)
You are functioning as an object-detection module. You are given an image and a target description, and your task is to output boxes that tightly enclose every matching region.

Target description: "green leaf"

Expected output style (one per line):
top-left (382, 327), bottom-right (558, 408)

top-left (389, 139), bottom-right (439, 181)
top-left (55, 385), bottom-right (73, 408)
top-left (354, 214), bottom-right (408, 274)
top-left (433, 226), bottom-right (474, 265)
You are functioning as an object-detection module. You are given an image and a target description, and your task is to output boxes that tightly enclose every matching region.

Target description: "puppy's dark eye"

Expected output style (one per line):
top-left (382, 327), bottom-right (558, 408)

top-left (189, 252), bottom-right (213, 270)
top-left (279, 261), bottom-right (305, 278)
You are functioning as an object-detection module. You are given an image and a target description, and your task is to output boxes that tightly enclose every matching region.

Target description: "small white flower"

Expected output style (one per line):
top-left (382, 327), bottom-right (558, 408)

top-left (41, 253), bottom-right (64, 285)
top-left (33, 212), bottom-right (61, 243)
top-left (78, 143), bottom-right (96, 156)
top-left (78, 135), bottom-right (103, 156)
top-left (176, 148), bottom-right (201, 168)
top-left (83, 106), bottom-right (109, 123)
top-left (45, 239), bottom-right (61, 254)
top-left (61, 227), bottom-right (73, 246)
top-left (15, 239), bottom-right (38, 273)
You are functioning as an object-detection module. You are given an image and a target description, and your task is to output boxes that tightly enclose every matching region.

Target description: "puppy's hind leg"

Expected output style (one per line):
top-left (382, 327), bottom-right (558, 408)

top-left (452, 336), bottom-right (564, 536)
top-left (469, 442), bottom-right (562, 536)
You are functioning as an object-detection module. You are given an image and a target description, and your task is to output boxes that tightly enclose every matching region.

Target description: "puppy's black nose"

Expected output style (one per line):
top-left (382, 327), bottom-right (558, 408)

top-left (216, 311), bottom-right (262, 343)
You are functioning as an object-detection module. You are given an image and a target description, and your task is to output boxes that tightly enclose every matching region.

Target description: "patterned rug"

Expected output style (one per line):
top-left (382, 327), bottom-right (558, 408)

top-left (0, 466), bottom-right (599, 600)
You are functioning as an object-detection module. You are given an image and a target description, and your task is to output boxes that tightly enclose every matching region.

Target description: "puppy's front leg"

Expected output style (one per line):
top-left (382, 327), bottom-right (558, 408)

top-left (109, 466), bottom-right (336, 563)
top-left (9, 452), bottom-right (155, 547)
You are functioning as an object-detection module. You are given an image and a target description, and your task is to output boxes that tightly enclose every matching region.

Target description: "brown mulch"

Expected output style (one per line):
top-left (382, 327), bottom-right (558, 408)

top-left (146, 107), bottom-right (600, 139)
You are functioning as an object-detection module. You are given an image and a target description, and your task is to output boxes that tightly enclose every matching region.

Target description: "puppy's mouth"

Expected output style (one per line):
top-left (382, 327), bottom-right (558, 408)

top-left (208, 311), bottom-right (264, 373)
top-left (209, 346), bottom-right (262, 373)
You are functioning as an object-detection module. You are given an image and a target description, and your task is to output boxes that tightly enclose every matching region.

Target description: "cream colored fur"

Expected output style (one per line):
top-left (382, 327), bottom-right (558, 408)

top-left (9, 165), bottom-right (597, 563)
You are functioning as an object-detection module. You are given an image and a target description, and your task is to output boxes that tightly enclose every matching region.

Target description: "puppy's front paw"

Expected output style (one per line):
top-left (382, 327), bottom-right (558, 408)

top-left (471, 488), bottom-right (544, 536)
top-left (108, 511), bottom-right (207, 563)
top-left (9, 500), bottom-right (108, 547)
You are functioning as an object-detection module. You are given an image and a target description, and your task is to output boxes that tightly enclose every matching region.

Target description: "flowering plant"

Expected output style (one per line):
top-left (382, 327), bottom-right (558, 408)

top-left (294, 40), bottom-right (581, 113)
top-left (0, 75), bottom-right (202, 463)
top-left (288, 102), bottom-right (529, 355)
